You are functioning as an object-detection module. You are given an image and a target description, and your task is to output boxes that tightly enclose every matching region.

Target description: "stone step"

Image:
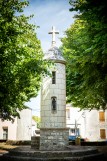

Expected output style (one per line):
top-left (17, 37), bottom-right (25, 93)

top-left (1, 152), bottom-right (104, 161)
top-left (0, 146), bottom-right (105, 161)
top-left (8, 147), bottom-right (99, 158)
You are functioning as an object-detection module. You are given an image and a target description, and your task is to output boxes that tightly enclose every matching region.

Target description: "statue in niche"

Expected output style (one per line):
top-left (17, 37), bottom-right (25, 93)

top-left (51, 97), bottom-right (57, 111)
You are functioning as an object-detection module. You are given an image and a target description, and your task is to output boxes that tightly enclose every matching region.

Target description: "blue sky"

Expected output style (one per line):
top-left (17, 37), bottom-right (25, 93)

top-left (24, 0), bottom-right (75, 51)
top-left (24, 0), bottom-right (75, 116)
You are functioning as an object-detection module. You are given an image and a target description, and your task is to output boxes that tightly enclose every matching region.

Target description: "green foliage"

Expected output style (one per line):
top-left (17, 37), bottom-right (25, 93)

top-left (61, 0), bottom-right (107, 110)
top-left (32, 116), bottom-right (41, 129)
top-left (0, 0), bottom-right (48, 120)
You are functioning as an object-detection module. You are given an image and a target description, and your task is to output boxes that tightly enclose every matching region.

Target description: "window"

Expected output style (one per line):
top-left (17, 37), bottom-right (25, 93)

top-left (3, 127), bottom-right (8, 140)
top-left (52, 71), bottom-right (56, 84)
top-left (99, 111), bottom-right (105, 122)
top-left (70, 128), bottom-right (75, 134)
top-left (100, 129), bottom-right (106, 139)
top-left (66, 109), bottom-right (70, 119)
top-left (51, 97), bottom-right (57, 111)
top-left (70, 128), bottom-right (80, 136)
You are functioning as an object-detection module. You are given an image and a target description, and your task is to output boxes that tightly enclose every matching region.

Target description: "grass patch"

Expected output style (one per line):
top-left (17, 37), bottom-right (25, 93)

top-left (0, 143), bottom-right (17, 151)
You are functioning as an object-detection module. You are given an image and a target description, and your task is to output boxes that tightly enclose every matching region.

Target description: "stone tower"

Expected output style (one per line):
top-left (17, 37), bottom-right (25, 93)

top-left (40, 26), bottom-right (69, 150)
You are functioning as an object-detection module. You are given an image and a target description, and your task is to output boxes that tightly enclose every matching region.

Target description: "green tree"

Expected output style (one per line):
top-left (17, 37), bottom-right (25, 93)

top-left (32, 116), bottom-right (41, 129)
top-left (0, 0), bottom-right (48, 120)
top-left (61, 0), bottom-right (107, 110)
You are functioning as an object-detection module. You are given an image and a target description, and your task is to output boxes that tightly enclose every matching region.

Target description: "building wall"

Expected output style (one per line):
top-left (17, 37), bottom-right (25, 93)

top-left (0, 108), bottom-right (32, 141)
top-left (0, 118), bottom-right (17, 140)
top-left (85, 110), bottom-right (107, 141)
top-left (66, 104), bottom-right (107, 141)
top-left (17, 108), bottom-right (32, 140)
top-left (32, 119), bottom-right (38, 136)
top-left (66, 104), bottom-right (85, 137)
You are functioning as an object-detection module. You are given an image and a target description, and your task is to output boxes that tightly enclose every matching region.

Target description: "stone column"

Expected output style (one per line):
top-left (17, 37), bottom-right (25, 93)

top-left (40, 62), bottom-right (69, 150)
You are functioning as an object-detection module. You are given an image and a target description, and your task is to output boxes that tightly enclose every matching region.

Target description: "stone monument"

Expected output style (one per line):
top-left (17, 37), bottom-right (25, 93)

top-left (1, 27), bottom-right (104, 161)
top-left (40, 26), bottom-right (69, 150)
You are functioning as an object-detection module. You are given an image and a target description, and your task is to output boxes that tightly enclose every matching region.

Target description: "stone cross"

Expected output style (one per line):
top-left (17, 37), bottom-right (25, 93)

top-left (48, 26), bottom-right (59, 47)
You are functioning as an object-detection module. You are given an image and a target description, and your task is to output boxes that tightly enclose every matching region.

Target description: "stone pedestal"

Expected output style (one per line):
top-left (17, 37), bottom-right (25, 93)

top-left (31, 136), bottom-right (40, 149)
top-left (40, 128), bottom-right (69, 150)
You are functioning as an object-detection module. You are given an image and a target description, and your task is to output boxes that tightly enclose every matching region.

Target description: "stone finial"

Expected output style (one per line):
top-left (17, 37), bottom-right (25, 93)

top-left (48, 26), bottom-right (59, 47)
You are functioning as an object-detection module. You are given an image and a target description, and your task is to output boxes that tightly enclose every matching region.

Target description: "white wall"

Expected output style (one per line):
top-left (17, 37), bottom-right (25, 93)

top-left (17, 108), bottom-right (32, 140)
top-left (0, 118), bottom-right (17, 140)
top-left (31, 119), bottom-right (37, 136)
top-left (0, 108), bottom-right (35, 141)
top-left (66, 104), bottom-right (85, 137)
top-left (85, 110), bottom-right (107, 141)
top-left (66, 104), bottom-right (107, 141)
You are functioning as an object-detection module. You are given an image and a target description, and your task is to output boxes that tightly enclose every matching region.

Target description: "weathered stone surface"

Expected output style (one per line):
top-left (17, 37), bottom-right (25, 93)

top-left (40, 128), bottom-right (69, 150)
top-left (40, 63), bottom-right (66, 129)
top-left (0, 146), bottom-right (104, 161)
top-left (31, 136), bottom-right (40, 149)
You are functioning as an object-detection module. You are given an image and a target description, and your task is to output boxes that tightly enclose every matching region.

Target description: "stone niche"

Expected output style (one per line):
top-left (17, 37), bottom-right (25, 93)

top-left (40, 128), bottom-right (69, 150)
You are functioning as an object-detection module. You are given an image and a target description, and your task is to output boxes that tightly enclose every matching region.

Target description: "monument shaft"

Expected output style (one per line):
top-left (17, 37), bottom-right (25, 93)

top-left (40, 27), bottom-right (69, 150)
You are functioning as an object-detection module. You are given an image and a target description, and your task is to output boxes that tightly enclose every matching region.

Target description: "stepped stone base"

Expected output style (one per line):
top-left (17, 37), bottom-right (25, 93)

top-left (31, 136), bottom-right (40, 149)
top-left (40, 128), bottom-right (69, 150)
top-left (0, 146), bottom-right (104, 161)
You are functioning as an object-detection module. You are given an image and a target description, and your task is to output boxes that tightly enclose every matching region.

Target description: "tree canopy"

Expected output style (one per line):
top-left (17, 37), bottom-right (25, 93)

top-left (32, 115), bottom-right (41, 129)
top-left (61, 0), bottom-right (107, 110)
top-left (0, 0), bottom-right (48, 120)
